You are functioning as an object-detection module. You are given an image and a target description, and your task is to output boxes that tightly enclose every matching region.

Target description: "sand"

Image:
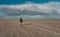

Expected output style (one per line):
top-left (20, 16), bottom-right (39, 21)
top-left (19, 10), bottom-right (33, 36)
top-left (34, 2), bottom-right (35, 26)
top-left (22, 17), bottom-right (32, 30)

top-left (0, 18), bottom-right (60, 37)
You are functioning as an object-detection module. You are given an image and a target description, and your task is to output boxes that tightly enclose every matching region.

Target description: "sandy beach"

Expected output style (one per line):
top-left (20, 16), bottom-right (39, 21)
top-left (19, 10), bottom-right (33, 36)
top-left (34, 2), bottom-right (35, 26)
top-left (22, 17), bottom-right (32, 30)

top-left (0, 18), bottom-right (60, 37)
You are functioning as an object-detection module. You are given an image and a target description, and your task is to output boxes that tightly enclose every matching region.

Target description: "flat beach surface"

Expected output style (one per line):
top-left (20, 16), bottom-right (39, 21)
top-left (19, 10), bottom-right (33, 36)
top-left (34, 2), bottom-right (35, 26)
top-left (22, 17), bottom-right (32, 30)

top-left (0, 18), bottom-right (60, 37)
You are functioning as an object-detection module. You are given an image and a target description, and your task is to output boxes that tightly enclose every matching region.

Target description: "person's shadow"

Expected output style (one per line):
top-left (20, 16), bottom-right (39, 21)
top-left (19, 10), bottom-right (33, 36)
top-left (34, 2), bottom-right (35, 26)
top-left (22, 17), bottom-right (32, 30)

top-left (20, 23), bottom-right (32, 29)
top-left (23, 23), bottom-right (32, 25)
top-left (20, 23), bottom-right (32, 27)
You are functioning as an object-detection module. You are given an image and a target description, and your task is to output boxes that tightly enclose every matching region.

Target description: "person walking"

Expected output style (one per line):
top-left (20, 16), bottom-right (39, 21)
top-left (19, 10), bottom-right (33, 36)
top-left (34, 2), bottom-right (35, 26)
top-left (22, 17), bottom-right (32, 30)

top-left (19, 18), bottom-right (23, 26)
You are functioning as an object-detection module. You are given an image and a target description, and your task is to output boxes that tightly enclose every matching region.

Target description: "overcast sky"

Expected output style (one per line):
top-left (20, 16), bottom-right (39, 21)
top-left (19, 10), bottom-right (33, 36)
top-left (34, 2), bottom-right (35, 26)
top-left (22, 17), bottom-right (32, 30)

top-left (0, 0), bottom-right (60, 18)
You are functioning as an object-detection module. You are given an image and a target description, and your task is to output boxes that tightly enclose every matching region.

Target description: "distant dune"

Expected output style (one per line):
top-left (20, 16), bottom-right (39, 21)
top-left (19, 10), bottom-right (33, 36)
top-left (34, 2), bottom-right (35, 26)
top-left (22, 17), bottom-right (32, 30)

top-left (0, 18), bottom-right (60, 37)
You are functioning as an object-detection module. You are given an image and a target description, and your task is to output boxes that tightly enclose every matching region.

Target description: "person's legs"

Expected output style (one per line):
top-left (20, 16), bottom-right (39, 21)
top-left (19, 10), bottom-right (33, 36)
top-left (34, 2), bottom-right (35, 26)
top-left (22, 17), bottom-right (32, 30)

top-left (21, 23), bottom-right (22, 26)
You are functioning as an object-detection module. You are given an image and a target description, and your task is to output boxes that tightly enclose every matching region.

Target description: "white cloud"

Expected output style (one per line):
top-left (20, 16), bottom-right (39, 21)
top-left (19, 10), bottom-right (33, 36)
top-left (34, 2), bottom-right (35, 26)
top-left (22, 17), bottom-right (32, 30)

top-left (0, 2), bottom-right (60, 13)
top-left (0, 2), bottom-right (60, 18)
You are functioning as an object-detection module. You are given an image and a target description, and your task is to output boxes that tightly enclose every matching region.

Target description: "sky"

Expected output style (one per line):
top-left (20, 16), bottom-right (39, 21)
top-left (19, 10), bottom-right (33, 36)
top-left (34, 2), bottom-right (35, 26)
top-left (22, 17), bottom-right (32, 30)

top-left (0, 0), bottom-right (60, 5)
top-left (0, 0), bottom-right (60, 18)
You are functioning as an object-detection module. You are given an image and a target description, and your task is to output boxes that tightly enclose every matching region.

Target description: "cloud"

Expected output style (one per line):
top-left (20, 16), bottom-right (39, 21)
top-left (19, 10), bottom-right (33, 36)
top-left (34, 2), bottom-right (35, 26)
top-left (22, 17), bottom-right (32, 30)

top-left (0, 2), bottom-right (60, 18)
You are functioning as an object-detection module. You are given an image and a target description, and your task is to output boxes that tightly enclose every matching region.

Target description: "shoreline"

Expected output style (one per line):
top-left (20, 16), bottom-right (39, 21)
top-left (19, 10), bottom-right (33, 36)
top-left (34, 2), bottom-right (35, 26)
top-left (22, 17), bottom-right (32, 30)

top-left (0, 18), bottom-right (60, 20)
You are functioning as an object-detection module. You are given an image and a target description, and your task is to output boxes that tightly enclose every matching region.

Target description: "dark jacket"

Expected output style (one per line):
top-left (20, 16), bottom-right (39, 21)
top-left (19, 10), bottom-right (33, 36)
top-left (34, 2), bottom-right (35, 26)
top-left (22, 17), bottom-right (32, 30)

top-left (19, 18), bottom-right (23, 23)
